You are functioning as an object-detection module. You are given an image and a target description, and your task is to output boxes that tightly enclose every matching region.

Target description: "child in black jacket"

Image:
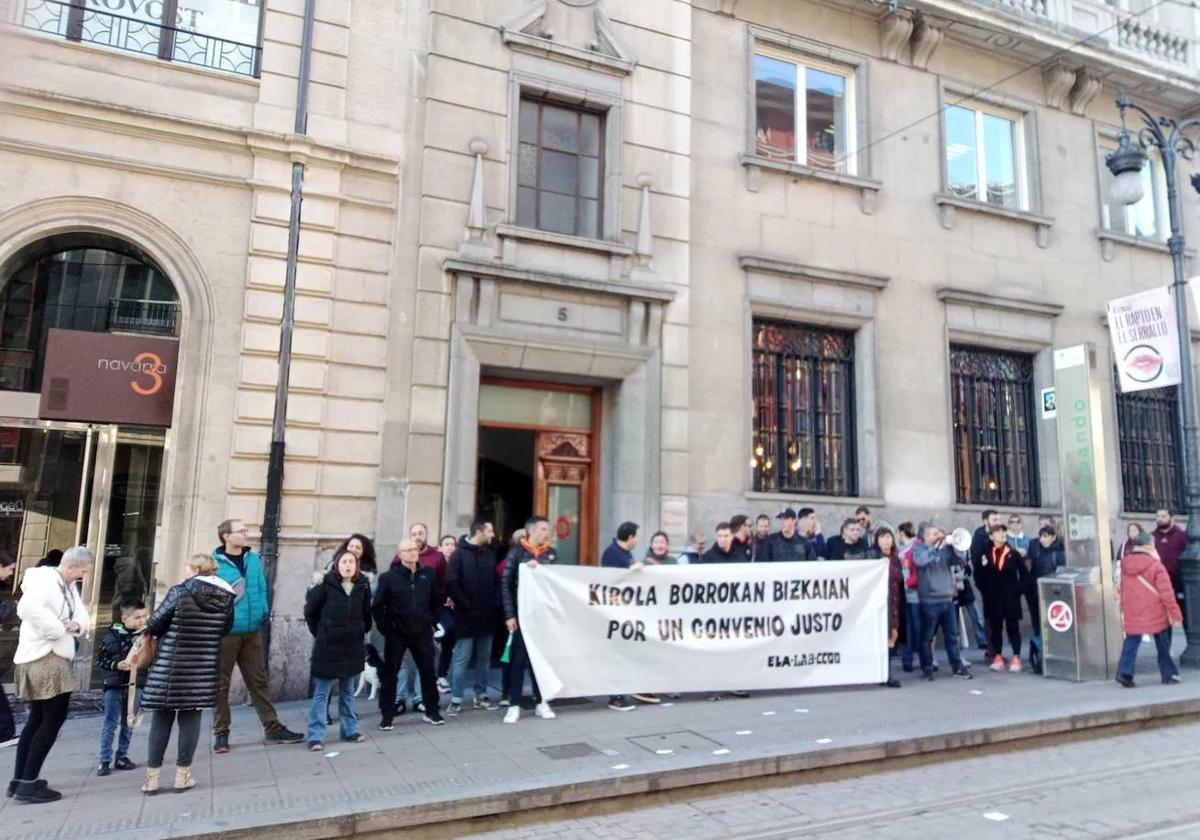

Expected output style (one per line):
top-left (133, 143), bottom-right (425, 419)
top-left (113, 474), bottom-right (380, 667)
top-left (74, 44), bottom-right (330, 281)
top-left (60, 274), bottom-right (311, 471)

top-left (95, 601), bottom-right (149, 776)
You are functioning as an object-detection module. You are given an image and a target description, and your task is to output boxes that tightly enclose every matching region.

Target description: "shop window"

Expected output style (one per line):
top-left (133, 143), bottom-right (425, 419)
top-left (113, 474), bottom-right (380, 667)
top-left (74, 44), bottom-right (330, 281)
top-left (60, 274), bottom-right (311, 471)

top-left (0, 238), bottom-right (180, 393)
top-left (751, 320), bottom-right (857, 496)
top-left (12, 0), bottom-right (263, 77)
top-left (1116, 384), bottom-right (1182, 512)
top-left (950, 345), bottom-right (1040, 506)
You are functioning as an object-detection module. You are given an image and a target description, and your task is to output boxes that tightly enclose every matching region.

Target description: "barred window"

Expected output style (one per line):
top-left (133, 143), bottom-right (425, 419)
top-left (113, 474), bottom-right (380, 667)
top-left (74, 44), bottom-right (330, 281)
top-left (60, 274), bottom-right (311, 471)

top-left (752, 320), bottom-right (856, 496)
top-left (950, 345), bottom-right (1039, 506)
top-left (1116, 385), bottom-right (1182, 513)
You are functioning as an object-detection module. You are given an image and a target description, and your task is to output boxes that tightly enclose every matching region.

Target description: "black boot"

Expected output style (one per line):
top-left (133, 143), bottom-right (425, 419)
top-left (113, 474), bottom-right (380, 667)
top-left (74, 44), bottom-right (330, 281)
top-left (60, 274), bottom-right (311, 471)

top-left (15, 779), bottom-right (61, 804)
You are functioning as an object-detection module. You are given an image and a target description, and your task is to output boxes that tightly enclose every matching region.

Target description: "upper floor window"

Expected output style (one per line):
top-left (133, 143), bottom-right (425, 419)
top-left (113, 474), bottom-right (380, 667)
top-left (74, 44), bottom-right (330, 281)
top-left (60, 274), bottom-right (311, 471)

top-left (754, 52), bottom-right (855, 174)
top-left (950, 345), bottom-right (1039, 507)
top-left (516, 98), bottom-right (604, 239)
top-left (0, 238), bottom-right (180, 393)
top-left (13, 0), bottom-right (263, 77)
top-left (944, 103), bottom-right (1028, 211)
top-left (1098, 143), bottom-right (1166, 240)
top-left (751, 320), bottom-right (857, 497)
top-left (1116, 384), bottom-right (1182, 512)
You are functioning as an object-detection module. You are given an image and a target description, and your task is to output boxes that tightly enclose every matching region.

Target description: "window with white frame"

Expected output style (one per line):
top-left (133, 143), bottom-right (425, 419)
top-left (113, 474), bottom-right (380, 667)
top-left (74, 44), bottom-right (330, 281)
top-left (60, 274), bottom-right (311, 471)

top-left (944, 103), bottom-right (1028, 211)
top-left (753, 51), bottom-right (856, 175)
top-left (1098, 143), bottom-right (1166, 240)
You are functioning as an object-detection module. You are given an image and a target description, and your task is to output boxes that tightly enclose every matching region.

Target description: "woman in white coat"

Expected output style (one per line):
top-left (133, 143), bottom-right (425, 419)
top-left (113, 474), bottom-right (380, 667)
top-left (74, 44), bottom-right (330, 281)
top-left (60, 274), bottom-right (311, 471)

top-left (8, 546), bottom-right (93, 805)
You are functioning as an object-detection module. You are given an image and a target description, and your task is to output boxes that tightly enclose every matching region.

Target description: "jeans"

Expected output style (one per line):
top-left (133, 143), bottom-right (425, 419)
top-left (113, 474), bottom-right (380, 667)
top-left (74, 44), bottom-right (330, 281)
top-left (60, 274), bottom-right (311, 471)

top-left (899, 601), bottom-right (924, 669)
top-left (919, 602), bottom-right (965, 673)
top-left (13, 692), bottom-right (71, 782)
top-left (307, 676), bottom-right (358, 743)
top-left (147, 709), bottom-right (201, 769)
top-left (396, 651), bottom-right (420, 703)
top-left (215, 631), bottom-right (280, 735)
top-left (450, 634), bottom-right (493, 703)
top-left (1117, 629), bottom-right (1179, 680)
top-left (98, 687), bottom-right (143, 764)
top-left (380, 632), bottom-right (439, 719)
top-left (507, 629), bottom-right (541, 707)
top-left (964, 601), bottom-right (987, 649)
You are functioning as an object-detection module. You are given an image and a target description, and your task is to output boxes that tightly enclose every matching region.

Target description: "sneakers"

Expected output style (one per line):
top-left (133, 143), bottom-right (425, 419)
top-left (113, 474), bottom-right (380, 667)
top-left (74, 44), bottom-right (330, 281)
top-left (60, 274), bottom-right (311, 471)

top-left (534, 702), bottom-right (556, 720)
top-left (989, 656), bottom-right (1005, 672)
top-left (731, 690), bottom-right (751, 698)
top-left (113, 757), bottom-right (137, 771)
top-left (498, 698), bottom-right (511, 707)
top-left (1164, 674), bottom-right (1182, 685)
top-left (437, 677), bottom-right (451, 693)
top-left (423, 711), bottom-right (446, 726)
top-left (308, 742), bottom-right (324, 752)
top-left (503, 706), bottom-right (521, 724)
top-left (342, 733), bottom-right (367, 743)
top-left (473, 696), bottom-right (498, 710)
top-left (885, 677), bottom-right (902, 688)
top-left (413, 701), bottom-right (426, 715)
top-left (1008, 656), bottom-right (1022, 673)
top-left (952, 668), bottom-right (973, 680)
top-left (96, 762), bottom-right (111, 777)
top-left (264, 724), bottom-right (305, 745)
top-left (920, 670), bottom-right (935, 682)
top-left (1116, 674), bottom-right (1135, 688)
top-left (213, 733), bottom-right (231, 754)
top-left (379, 717), bottom-right (395, 731)
top-left (446, 701), bottom-right (463, 717)
top-left (608, 696), bottom-right (635, 712)
top-left (394, 700), bottom-right (408, 716)
top-left (631, 693), bottom-right (661, 704)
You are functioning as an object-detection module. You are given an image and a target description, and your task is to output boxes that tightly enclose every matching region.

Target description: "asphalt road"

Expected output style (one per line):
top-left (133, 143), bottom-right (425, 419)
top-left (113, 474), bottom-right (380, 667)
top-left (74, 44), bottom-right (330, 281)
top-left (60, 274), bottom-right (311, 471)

top-left (461, 720), bottom-right (1200, 839)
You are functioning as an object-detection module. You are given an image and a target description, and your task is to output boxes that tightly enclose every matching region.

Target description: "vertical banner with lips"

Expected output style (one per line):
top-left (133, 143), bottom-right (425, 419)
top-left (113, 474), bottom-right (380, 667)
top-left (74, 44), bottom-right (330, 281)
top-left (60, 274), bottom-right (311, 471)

top-left (1106, 286), bottom-right (1181, 393)
top-left (38, 329), bottom-right (179, 426)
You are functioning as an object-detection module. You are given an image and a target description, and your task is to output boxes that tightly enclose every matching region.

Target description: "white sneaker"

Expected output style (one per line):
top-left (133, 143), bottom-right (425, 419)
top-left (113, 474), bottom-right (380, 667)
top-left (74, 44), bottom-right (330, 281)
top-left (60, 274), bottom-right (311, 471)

top-left (503, 706), bottom-right (521, 724)
top-left (436, 677), bottom-right (450, 693)
top-left (534, 702), bottom-right (556, 720)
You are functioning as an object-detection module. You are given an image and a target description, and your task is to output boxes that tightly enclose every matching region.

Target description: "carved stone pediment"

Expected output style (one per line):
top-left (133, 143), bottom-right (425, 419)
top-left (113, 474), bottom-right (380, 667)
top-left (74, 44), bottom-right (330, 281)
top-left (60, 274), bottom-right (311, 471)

top-left (502, 0), bottom-right (635, 75)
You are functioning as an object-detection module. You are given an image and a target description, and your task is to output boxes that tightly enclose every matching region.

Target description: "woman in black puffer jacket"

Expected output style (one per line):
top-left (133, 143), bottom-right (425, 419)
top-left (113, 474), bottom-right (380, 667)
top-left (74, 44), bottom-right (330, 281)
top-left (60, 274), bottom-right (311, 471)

top-left (139, 554), bottom-right (234, 795)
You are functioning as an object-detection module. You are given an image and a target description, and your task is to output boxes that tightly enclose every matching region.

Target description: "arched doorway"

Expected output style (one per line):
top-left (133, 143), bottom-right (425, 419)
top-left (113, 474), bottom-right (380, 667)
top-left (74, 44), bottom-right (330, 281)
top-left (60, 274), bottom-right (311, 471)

top-left (0, 234), bottom-right (182, 687)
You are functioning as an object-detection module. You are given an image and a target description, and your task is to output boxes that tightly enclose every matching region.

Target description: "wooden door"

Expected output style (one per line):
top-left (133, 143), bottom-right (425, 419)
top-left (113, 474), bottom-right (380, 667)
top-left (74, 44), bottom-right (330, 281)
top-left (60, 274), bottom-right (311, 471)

top-left (533, 431), bottom-right (595, 565)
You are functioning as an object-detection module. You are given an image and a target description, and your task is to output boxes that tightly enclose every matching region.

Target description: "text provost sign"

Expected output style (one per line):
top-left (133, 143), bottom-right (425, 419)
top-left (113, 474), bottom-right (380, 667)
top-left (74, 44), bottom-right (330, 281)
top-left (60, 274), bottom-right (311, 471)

top-left (517, 562), bottom-right (888, 699)
top-left (38, 329), bottom-right (179, 427)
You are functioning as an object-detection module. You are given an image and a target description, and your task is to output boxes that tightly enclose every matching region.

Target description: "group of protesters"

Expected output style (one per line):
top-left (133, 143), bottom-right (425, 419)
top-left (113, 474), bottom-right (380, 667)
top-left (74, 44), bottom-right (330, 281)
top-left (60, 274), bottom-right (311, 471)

top-left (0, 505), bottom-right (1188, 804)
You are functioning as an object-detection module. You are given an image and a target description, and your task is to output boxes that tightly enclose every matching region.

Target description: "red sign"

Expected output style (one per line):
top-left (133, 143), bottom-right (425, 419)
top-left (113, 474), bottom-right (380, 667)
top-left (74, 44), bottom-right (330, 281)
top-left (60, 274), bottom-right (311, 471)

top-left (38, 329), bottom-right (179, 427)
top-left (555, 516), bottom-right (571, 541)
top-left (1046, 600), bottom-right (1073, 633)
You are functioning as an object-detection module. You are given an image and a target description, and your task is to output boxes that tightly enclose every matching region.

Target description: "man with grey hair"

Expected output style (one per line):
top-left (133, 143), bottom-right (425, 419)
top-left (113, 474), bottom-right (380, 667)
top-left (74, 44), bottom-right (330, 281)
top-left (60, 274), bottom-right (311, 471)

top-left (912, 523), bottom-right (971, 681)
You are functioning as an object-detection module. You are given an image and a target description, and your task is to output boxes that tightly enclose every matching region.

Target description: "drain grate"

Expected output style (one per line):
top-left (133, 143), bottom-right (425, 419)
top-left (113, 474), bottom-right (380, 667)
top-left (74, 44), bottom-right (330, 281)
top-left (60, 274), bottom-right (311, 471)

top-left (628, 730), bottom-right (724, 755)
top-left (538, 742), bottom-right (602, 760)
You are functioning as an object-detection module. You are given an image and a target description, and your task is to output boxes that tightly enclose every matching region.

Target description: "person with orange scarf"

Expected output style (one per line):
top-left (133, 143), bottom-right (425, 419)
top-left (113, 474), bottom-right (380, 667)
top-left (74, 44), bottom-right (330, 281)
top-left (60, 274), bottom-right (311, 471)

top-left (974, 523), bottom-right (1028, 673)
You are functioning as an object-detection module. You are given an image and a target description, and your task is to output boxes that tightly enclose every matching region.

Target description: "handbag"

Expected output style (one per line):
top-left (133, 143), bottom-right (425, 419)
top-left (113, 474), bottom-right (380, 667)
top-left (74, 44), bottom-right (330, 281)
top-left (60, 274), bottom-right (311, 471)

top-left (126, 634), bottom-right (158, 670)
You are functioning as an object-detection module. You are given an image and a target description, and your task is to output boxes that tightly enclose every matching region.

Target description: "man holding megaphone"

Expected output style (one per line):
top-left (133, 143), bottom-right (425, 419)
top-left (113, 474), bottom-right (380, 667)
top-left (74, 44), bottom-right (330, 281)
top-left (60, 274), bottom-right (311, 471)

top-left (912, 523), bottom-right (973, 682)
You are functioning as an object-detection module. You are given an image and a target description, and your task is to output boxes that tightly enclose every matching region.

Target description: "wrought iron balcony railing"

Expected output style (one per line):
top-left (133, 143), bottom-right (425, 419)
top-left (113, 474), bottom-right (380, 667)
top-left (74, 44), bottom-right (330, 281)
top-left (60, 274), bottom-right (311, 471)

top-left (107, 299), bottom-right (180, 336)
top-left (8, 0), bottom-right (261, 78)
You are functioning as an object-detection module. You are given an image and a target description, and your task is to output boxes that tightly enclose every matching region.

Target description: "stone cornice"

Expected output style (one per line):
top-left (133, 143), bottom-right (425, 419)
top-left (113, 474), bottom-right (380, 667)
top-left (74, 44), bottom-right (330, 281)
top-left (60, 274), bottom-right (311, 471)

top-left (937, 288), bottom-right (1064, 318)
top-left (443, 256), bottom-right (676, 303)
top-left (738, 254), bottom-right (890, 291)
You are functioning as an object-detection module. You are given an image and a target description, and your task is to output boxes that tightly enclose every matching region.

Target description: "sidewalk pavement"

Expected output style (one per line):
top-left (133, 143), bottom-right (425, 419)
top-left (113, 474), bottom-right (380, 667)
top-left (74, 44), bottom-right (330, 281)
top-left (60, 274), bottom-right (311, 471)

top-left (3, 647), bottom-right (1199, 840)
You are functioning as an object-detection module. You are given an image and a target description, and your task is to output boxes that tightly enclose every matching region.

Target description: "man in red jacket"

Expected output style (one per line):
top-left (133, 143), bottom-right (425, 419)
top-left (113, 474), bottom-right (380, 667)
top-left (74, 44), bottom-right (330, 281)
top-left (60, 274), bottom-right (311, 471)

top-left (1153, 510), bottom-right (1188, 629)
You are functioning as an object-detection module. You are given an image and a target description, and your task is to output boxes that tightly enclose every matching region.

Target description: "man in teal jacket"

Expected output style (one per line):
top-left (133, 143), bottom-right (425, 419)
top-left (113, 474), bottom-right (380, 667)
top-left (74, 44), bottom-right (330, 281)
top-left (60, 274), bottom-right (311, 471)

top-left (211, 519), bottom-right (303, 753)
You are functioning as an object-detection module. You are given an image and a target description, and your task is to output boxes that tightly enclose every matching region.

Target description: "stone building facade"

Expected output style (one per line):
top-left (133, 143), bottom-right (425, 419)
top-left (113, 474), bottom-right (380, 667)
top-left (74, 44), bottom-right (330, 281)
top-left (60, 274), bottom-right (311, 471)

top-left (0, 0), bottom-right (1198, 693)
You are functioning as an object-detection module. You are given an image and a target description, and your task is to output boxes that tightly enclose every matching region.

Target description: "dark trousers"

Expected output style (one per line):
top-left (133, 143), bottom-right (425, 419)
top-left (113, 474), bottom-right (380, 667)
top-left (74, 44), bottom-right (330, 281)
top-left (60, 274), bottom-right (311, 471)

top-left (380, 632), bottom-right (439, 718)
top-left (438, 629), bottom-right (456, 678)
top-left (13, 691), bottom-right (70, 782)
top-left (1170, 574), bottom-right (1188, 632)
top-left (506, 629), bottom-right (541, 707)
top-left (1117, 629), bottom-right (1178, 680)
top-left (215, 631), bottom-right (280, 735)
top-left (984, 595), bottom-right (1021, 659)
top-left (147, 709), bottom-right (202, 769)
top-left (0, 681), bottom-right (14, 742)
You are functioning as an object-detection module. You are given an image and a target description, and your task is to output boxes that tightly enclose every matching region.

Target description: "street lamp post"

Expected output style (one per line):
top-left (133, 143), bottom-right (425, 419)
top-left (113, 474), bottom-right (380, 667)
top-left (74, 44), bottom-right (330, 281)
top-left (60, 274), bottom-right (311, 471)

top-left (1106, 93), bottom-right (1200, 667)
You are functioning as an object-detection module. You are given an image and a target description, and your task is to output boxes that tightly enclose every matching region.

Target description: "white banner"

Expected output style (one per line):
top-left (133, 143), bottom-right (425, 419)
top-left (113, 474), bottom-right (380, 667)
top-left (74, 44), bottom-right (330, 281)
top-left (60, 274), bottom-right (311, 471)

top-left (1107, 285), bottom-right (1181, 393)
top-left (516, 561), bottom-right (888, 700)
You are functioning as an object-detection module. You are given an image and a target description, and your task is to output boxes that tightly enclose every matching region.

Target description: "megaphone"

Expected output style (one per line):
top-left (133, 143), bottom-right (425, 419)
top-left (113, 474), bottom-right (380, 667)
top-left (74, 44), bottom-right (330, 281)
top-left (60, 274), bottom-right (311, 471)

top-left (947, 527), bottom-right (973, 554)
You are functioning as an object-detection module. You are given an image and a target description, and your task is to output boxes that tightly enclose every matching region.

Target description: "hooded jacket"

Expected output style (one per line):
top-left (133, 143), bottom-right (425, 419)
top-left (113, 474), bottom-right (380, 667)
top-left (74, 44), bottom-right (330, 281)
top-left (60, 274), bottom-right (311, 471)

top-left (96, 623), bottom-right (148, 690)
top-left (305, 571), bottom-right (372, 680)
top-left (212, 546), bottom-right (270, 636)
top-left (14, 566), bottom-right (90, 665)
top-left (502, 540), bottom-right (558, 621)
top-left (373, 560), bottom-right (442, 637)
top-left (1119, 549), bottom-right (1182, 635)
top-left (142, 575), bottom-right (235, 710)
top-left (763, 531), bottom-right (817, 562)
top-left (913, 539), bottom-right (957, 604)
top-left (1153, 524), bottom-right (1187, 580)
top-left (1026, 538), bottom-right (1065, 580)
top-left (446, 536), bottom-right (499, 637)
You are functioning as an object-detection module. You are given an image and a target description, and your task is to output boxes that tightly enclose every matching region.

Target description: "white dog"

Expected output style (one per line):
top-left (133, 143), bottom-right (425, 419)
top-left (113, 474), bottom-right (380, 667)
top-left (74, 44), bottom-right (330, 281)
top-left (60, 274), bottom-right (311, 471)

top-left (354, 643), bottom-right (383, 701)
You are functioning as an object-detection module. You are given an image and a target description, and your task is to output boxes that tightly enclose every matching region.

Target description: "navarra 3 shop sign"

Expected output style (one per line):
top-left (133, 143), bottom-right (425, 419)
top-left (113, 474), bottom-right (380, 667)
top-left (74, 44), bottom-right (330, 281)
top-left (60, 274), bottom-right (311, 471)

top-left (38, 329), bottom-right (179, 427)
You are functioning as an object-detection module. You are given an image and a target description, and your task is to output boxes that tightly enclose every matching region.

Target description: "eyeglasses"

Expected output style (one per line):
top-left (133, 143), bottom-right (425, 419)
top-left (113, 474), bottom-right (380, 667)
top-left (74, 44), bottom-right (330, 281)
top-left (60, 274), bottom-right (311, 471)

top-left (231, 529), bottom-right (249, 535)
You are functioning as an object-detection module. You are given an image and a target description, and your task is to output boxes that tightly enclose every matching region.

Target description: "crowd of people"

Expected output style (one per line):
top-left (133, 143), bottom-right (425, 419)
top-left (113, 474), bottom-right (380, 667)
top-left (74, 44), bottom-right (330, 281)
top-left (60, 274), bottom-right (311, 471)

top-left (0, 505), bottom-right (1189, 804)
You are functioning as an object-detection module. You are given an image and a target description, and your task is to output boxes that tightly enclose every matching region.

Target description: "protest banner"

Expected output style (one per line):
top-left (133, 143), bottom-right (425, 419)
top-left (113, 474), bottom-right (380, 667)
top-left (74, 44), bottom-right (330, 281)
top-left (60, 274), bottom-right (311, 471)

top-left (516, 561), bottom-right (888, 699)
top-left (1106, 286), bottom-right (1181, 393)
